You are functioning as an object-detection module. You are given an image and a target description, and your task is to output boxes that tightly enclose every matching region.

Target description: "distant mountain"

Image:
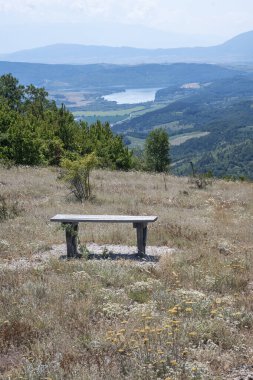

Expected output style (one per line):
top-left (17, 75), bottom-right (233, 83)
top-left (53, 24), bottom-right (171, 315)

top-left (0, 21), bottom-right (219, 53)
top-left (1, 31), bottom-right (253, 64)
top-left (0, 61), bottom-right (241, 91)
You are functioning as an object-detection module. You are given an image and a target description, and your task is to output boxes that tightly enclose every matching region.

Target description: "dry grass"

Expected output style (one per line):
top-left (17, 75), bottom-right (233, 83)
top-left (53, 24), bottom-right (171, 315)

top-left (0, 166), bottom-right (252, 379)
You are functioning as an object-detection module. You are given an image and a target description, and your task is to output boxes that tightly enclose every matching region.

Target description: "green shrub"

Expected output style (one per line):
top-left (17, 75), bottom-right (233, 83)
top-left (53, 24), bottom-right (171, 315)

top-left (60, 153), bottom-right (98, 202)
top-left (0, 194), bottom-right (21, 222)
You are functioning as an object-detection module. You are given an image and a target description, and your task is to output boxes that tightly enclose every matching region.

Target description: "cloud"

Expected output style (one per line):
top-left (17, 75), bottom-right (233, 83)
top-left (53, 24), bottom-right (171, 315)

top-left (125, 0), bottom-right (157, 22)
top-left (0, 0), bottom-right (48, 15)
top-left (0, 0), bottom-right (157, 22)
top-left (69, 0), bottom-right (114, 16)
top-left (0, 0), bottom-right (253, 38)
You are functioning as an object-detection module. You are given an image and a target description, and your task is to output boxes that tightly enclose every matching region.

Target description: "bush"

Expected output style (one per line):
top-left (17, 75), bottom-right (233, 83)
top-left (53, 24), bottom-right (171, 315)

top-left (0, 194), bottom-right (21, 222)
top-left (60, 153), bottom-right (98, 202)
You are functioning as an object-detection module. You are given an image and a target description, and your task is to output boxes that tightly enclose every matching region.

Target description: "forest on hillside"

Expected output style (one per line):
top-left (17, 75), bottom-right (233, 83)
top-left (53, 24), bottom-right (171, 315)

top-left (0, 74), bottom-right (132, 170)
top-left (115, 76), bottom-right (253, 179)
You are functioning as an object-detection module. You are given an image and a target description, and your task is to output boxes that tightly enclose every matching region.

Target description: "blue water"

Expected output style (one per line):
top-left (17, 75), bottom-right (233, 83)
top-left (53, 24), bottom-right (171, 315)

top-left (103, 88), bottom-right (160, 104)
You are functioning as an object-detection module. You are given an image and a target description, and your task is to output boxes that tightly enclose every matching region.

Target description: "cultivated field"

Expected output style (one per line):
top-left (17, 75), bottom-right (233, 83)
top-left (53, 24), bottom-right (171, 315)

top-left (72, 106), bottom-right (146, 118)
top-left (0, 166), bottom-right (252, 379)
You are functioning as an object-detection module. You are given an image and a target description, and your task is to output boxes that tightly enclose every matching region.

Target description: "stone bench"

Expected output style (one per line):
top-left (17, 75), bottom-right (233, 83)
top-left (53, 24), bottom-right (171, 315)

top-left (50, 214), bottom-right (158, 258)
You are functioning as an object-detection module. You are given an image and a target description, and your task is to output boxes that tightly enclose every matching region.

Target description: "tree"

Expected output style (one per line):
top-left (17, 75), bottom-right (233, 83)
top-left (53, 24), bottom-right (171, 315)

top-left (144, 128), bottom-right (170, 172)
top-left (0, 74), bottom-right (134, 170)
top-left (8, 116), bottom-right (44, 165)
top-left (24, 84), bottom-right (51, 118)
top-left (79, 121), bottom-right (133, 170)
top-left (55, 104), bottom-right (78, 152)
top-left (0, 74), bottom-right (25, 111)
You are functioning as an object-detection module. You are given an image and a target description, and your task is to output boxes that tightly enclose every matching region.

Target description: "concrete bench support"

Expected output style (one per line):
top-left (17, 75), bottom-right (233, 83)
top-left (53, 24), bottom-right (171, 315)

top-left (133, 223), bottom-right (147, 256)
top-left (51, 214), bottom-right (158, 259)
top-left (64, 222), bottom-right (79, 258)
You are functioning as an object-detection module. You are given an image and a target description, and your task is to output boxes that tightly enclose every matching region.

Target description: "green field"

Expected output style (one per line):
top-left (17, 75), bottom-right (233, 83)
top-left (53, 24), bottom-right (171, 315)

top-left (126, 131), bottom-right (210, 150)
top-left (127, 103), bottom-right (168, 117)
top-left (155, 121), bottom-right (194, 133)
top-left (170, 131), bottom-right (210, 146)
top-left (72, 106), bottom-right (146, 117)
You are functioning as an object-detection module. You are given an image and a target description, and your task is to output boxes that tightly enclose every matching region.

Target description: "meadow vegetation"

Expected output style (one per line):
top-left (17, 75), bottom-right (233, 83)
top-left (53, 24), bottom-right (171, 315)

top-left (0, 165), bottom-right (252, 379)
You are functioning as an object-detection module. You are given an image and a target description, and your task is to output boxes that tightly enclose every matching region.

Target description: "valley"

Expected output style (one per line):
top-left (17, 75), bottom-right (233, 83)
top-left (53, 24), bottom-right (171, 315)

top-left (43, 65), bottom-right (253, 179)
top-left (0, 56), bottom-right (253, 179)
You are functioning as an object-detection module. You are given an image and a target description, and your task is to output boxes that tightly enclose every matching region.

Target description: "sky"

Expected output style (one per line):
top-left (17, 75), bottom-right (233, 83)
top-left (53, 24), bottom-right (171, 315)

top-left (1, 0), bottom-right (253, 53)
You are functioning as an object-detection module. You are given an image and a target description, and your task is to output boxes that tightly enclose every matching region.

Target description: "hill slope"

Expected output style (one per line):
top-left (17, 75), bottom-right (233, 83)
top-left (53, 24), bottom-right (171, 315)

top-left (115, 75), bottom-right (253, 179)
top-left (0, 61), bottom-right (240, 90)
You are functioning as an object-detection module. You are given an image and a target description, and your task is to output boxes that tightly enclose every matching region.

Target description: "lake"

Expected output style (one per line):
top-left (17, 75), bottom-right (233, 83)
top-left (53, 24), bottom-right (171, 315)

top-left (102, 88), bottom-right (160, 104)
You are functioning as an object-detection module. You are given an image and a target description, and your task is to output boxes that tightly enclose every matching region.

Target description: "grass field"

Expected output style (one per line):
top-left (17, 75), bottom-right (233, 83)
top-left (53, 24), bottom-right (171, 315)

top-left (72, 104), bottom-right (167, 125)
top-left (127, 131), bottom-right (211, 150)
top-left (73, 106), bottom-right (146, 117)
top-left (155, 122), bottom-right (194, 133)
top-left (170, 132), bottom-right (210, 146)
top-left (0, 166), bottom-right (252, 379)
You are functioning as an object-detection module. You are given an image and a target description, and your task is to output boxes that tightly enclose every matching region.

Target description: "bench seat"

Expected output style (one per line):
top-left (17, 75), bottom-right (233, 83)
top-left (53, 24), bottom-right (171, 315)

top-left (51, 214), bottom-right (158, 258)
top-left (51, 214), bottom-right (157, 223)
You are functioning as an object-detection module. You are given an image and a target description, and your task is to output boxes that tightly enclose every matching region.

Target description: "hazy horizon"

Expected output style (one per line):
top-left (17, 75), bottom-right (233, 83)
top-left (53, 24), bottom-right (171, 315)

top-left (1, 0), bottom-right (253, 53)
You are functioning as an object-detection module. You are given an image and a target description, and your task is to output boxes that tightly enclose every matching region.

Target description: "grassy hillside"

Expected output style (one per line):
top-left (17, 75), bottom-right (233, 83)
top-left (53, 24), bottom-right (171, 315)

top-left (0, 166), bottom-right (252, 379)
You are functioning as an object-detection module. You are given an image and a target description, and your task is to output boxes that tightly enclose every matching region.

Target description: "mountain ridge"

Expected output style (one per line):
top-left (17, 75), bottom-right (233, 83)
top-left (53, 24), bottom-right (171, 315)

top-left (1, 30), bottom-right (253, 65)
top-left (0, 61), bottom-right (241, 90)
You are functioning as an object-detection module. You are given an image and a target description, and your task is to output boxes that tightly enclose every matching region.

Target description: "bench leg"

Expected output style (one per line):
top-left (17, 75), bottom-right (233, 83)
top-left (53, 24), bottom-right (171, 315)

top-left (64, 223), bottom-right (79, 258)
top-left (133, 223), bottom-right (147, 257)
